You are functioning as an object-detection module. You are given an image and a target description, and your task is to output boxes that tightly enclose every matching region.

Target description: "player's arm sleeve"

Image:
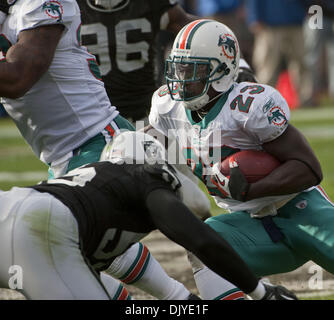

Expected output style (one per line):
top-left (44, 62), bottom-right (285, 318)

top-left (16, 0), bottom-right (77, 35)
top-left (145, 188), bottom-right (259, 294)
top-left (148, 88), bottom-right (171, 137)
top-left (244, 88), bottom-right (291, 144)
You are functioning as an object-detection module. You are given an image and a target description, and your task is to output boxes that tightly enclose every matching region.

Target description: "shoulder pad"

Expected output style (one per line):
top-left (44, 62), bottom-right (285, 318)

top-left (16, 0), bottom-right (77, 33)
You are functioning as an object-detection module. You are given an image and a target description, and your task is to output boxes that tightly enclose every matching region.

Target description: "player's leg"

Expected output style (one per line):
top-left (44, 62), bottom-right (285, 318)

top-left (274, 187), bottom-right (334, 274)
top-left (187, 251), bottom-right (245, 300)
top-left (100, 272), bottom-right (131, 300)
top-left (105, 242), bottom-right (192, 300)
top-left (47, 115), bottom-right (135, 299)
top-left (190, 209), bottom-right (307, 299)
top-left (12, 190), bottom-right (112, 299)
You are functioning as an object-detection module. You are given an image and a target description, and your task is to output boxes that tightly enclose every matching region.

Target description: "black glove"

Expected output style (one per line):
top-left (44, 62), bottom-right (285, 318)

top-left (262, 282), bottom-right (298, 300)
top-left (228, 159), bottom-right (250, 202)
top-left (236, 67), bottom-right (258, 83)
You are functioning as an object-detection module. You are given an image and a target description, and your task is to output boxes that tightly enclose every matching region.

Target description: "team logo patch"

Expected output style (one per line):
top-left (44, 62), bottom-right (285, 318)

top-left (42, 1), bottom-right (63, 22)
top-left (262, 98), bottom-right (275, 113)
top-left (218, 33), bottom-right (238, 68)
top-left (267, 106), bottom-right (287, 127)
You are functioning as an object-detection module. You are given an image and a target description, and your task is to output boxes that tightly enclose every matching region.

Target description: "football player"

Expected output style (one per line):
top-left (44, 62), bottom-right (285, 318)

top-left (0, 131), bottom-right (297, 300)
top-left (0, 0), bottom-right (196, 301)
top-left (0, 0), bottom-right (135, 179)
top-left (146, 19), bottom-right (334, 299)
top-left (79, 0), bottom-right (255, 122)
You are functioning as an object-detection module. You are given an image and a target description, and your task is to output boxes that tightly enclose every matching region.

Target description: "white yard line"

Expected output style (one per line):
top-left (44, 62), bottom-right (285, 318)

top-left (0, 171), bottom-right (47, 182)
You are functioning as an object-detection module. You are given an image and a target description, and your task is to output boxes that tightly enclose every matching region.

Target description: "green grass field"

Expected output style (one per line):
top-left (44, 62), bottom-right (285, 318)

top-left (0, 106), bottom-right (334, 300)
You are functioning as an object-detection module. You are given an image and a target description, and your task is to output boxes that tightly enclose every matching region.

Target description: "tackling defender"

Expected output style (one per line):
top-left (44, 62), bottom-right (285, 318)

top-left (146, 19), bottom-right (334, 299)
top-left (0, 131), bottom-right (297, 300)
top-left (0, 0), bottom-right (204, 300)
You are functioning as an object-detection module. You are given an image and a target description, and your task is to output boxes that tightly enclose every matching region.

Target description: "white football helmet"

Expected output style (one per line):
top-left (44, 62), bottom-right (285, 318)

top-left (165, 19), bottom-right (240, 111)
top-left (100, 131), bottom-right (167, 165)
top-left (86, 0), bottom-right (130, 12)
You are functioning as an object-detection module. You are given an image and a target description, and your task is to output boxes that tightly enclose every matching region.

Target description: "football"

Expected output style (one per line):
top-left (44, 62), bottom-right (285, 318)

top-left (220, 150), bottom-right (281, 183)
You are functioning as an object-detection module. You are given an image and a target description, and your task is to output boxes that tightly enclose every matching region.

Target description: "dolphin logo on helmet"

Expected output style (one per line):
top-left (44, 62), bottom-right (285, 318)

top-left (218, 34), bottom-right (238, 68)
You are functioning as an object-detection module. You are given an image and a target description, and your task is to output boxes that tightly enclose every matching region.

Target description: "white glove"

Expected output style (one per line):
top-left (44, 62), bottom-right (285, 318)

top-left (209, 161), bottom-right (232, 199)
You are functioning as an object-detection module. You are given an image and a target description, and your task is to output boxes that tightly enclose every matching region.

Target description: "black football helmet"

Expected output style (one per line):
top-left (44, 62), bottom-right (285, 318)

top-left (86, 0), bottom-right (130, 12)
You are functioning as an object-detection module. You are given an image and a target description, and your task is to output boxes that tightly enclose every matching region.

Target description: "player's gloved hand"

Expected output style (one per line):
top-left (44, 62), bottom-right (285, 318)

top-left (210, 157), bottom-right (250, 201)
top-left (236, 67), bottom-right (258, 83)
top-left (262, 282), bottom-right (298, 300)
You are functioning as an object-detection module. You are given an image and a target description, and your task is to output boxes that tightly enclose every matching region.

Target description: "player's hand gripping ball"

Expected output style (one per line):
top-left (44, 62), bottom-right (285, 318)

top-left (211, 150), bottom-right (281, 201)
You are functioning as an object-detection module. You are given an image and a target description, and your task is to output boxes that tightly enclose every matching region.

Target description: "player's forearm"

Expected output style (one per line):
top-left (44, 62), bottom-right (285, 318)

top-left (147, 189), bottom-right (259, 293)
top-left (0, 46), bottom-right (53, 99)
top-left (246, 159), bottom-right (321, 200)
top-left (0, 25), bottom-right (64, 99)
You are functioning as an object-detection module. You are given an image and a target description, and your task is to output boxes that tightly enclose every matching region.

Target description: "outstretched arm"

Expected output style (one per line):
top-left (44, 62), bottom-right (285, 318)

top-left (145, 188), bottom-right (259, 294)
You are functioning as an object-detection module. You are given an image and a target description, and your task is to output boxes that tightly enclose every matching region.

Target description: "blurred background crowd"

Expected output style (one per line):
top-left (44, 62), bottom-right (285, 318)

top-left (1, 0), bottom-right (333, 118)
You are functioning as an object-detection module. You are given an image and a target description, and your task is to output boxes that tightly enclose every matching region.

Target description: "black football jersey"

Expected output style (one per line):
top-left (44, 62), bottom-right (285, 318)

top-left (32, 161), bottom-right (176, 271)
top-left (78, 0), bottom-right (177, 120)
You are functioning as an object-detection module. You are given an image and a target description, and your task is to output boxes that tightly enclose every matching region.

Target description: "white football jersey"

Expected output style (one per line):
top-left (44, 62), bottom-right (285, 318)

top-left (149, 82), bottom-right (298, 215)
top-left (0, 0), bottom-right (118, 164)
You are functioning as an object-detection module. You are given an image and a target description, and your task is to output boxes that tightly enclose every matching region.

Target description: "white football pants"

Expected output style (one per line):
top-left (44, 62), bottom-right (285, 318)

top-left (0, 187), bottom-right (111, 300)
